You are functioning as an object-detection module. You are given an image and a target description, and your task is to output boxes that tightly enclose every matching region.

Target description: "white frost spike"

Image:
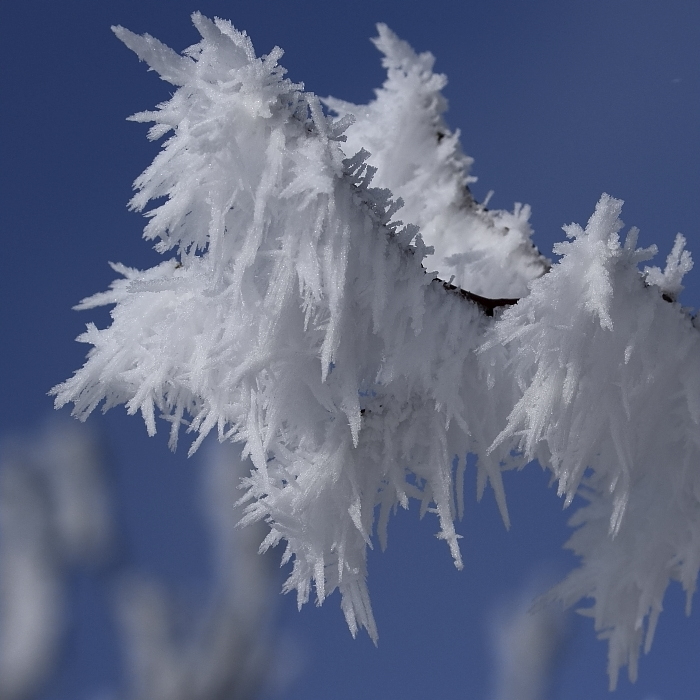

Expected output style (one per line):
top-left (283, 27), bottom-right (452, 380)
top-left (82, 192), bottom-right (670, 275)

top-left (644, 233), bottom-right (693, 301)
top-left (324, 23), bottom-right (549, 298)
top-left (485, 193), bottom-right (700, 687)
top-left (52, 13), bottom-right (506, 643)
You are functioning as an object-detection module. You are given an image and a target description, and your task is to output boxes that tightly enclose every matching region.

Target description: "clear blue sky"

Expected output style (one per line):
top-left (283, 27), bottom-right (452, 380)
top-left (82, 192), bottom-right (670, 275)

top-left (2, 1), bottom-right (700, 699)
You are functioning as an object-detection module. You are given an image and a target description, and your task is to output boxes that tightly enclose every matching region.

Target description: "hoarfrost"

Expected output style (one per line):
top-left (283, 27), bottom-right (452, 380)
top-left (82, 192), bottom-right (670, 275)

top-left (52, 13), bottom-right (700, 688)
top-left (485, 194), bottom-right (700, 688)
top-left (53, 13), bottom-right (510, 642)
top-left (0, 421), bottom-right (112, 699)
top-left (324, 24), bottom-right (549, 298)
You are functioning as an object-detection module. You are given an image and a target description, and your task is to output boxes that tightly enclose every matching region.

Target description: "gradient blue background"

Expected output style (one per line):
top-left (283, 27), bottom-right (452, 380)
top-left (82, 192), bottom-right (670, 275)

top-left (2, 1), bottom-right (700, 698)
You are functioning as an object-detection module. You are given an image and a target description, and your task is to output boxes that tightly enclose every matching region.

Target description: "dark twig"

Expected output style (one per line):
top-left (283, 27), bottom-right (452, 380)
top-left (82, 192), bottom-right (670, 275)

top-left (439, 280), bottom-right (519, 316)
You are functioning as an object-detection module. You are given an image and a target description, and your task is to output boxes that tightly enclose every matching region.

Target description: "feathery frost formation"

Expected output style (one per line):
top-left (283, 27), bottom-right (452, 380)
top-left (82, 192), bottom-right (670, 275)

top-left (324, 24), bottom-right (549, 298)
top-left (52, 13), bottom-right (511, 642)
top-left (52, 14), bottom-right (700, 688)
top-left (483, 195), bottom-right (700, 687)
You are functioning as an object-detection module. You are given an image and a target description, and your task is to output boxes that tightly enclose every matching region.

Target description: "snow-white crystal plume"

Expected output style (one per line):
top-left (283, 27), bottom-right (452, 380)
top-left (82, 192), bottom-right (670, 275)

top-left (484, 194), bottom-right (700, 688)
top-left (51, 13), bottom-right (512, 642)
top-left (324, 24), bottom-right (549, 298)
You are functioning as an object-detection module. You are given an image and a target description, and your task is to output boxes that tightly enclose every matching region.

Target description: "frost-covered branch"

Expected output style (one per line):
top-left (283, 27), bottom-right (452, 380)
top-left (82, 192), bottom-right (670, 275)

top-left (52, 13), bottom-right (517, 642)
top-left (52, 13), bottom-right (700, 688)
top-left (483, 195), bottom-right (700, 688)
top-left (325, 23), bottom-right (549, 299)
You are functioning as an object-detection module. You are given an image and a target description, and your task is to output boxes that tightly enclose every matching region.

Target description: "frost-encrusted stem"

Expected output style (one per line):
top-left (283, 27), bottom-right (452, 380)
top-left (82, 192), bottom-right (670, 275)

top-left (53, 13), bottom-right (514, 642)
top-left (52, 14), bottom-right (700, 688)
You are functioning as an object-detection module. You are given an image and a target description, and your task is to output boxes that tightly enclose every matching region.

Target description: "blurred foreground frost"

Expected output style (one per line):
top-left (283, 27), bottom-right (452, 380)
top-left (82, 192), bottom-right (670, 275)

top-left (0, 420), bottom-right (111, 699)
top-left (116, 442), bottom-right (276, 700)
top-left (0, 421), bottom-right (277, 700)
top-left (489, 576), bottom-right (568, 700)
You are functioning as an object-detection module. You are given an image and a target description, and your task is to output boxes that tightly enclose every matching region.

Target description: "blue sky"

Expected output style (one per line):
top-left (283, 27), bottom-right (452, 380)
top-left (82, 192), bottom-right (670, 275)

top-left (2, 1), bottom-right (700, 698)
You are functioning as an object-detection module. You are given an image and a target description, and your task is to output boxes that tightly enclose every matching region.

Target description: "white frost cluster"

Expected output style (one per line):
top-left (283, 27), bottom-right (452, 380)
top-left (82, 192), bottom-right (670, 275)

top-left (325, 24), bottom-right (549, 298)
top-left (485, 195), bottom-right (700, 687)
top-left (53, 13), bottom-right (512, 642)
top-left (53, 14), bottom-right (700, 688)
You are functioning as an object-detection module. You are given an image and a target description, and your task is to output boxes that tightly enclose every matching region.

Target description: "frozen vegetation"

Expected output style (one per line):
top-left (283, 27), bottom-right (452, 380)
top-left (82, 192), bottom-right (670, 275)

top-left (52, 13), bottom-right (700, 689)
top-left (0, 422), bottom-right (276, 700)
